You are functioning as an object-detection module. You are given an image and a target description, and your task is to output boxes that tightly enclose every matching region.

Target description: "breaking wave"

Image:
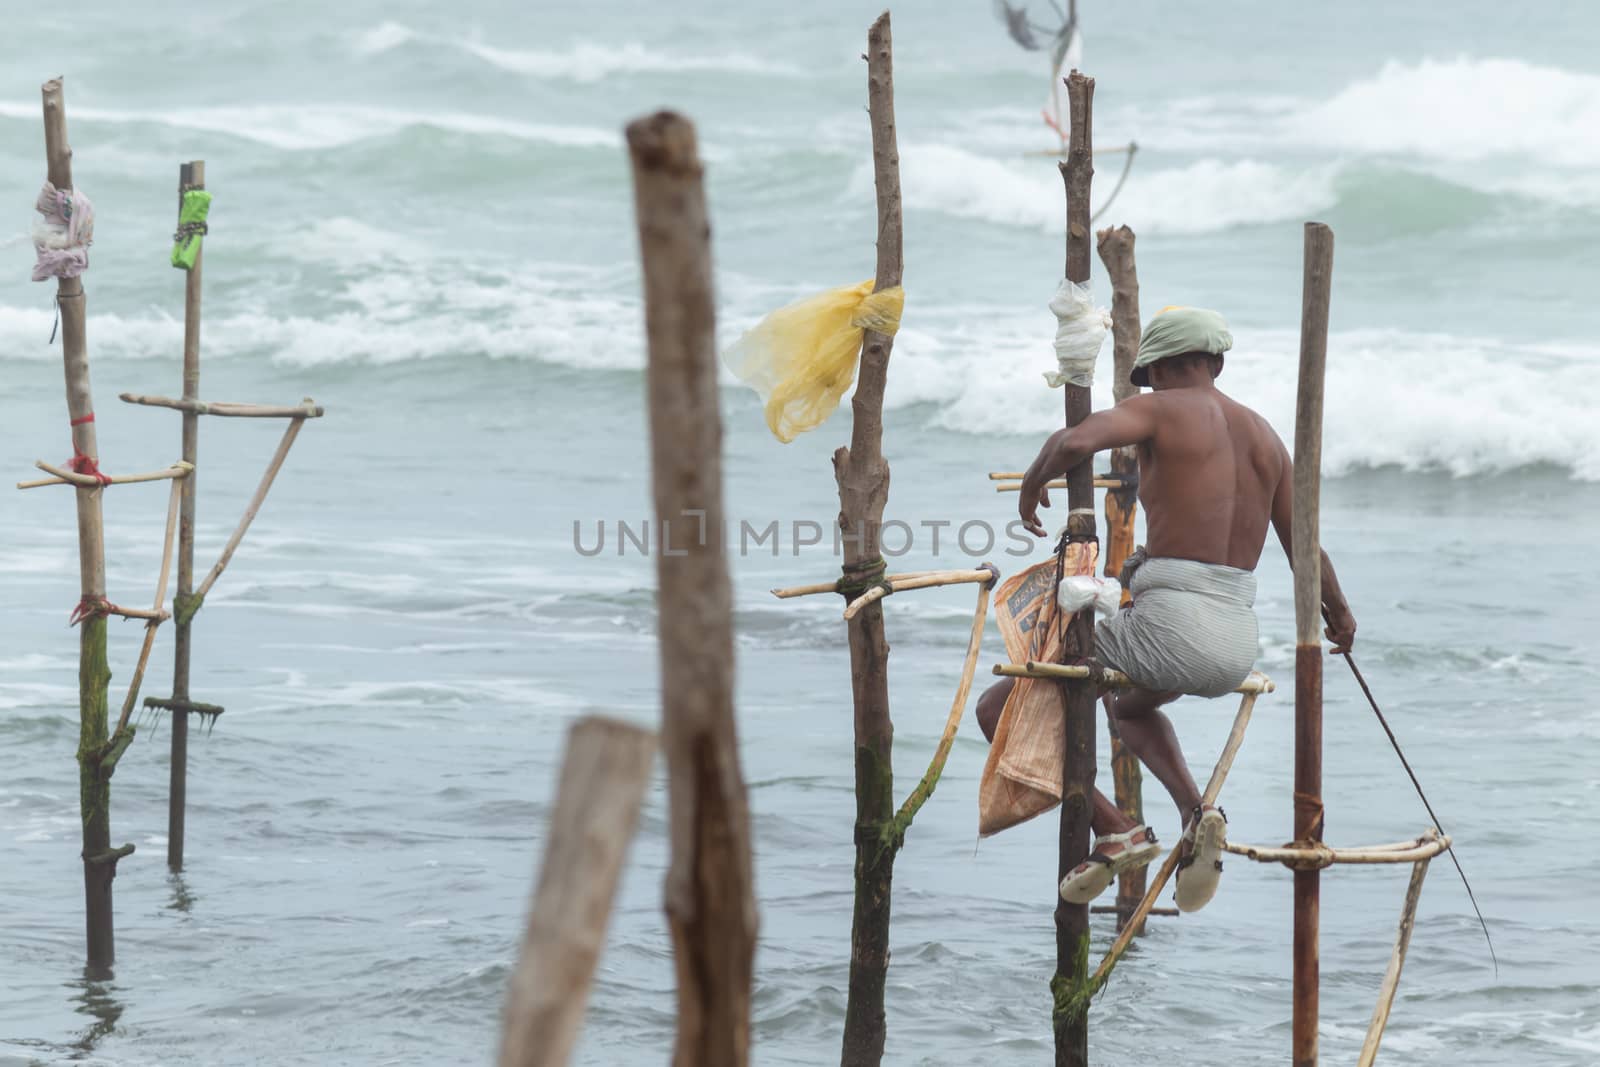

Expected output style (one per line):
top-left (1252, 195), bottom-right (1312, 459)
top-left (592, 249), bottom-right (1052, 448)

top-left (873, 144), bottom-right (1336, 235)
top-left (0, 100), bottom-right (616, 152)
top-left (353, 22), bottom-right (797, 84)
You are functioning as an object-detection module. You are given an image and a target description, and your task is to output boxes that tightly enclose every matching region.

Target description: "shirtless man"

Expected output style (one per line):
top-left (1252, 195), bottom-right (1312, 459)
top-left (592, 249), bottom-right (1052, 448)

top-left (977, 306), bottom-right (1358, 912)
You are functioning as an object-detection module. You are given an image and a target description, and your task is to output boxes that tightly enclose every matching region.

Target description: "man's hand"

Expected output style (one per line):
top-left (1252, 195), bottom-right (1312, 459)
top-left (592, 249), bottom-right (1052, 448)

top-left (1018, 479), bottom-right (1051, 538)
top-left (1323, 604), bottom-right (1356, 654)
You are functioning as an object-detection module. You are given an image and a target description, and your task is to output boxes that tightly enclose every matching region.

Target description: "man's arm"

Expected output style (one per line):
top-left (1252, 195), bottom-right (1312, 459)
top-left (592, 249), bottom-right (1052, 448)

top-left (1018, 394), bottom-right (1159, 537)
top-left (1268, 438), bottom-right (1357, 652)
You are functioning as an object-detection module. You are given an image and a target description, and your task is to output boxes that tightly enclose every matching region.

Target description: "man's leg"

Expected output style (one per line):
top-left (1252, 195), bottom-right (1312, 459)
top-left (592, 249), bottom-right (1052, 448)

top-left (979, 677), bottom-right (1142, 840)
top-left (1109, 687), bottom-right (1203, 822)
top-left (975, 678), bottom-right (1011, 743)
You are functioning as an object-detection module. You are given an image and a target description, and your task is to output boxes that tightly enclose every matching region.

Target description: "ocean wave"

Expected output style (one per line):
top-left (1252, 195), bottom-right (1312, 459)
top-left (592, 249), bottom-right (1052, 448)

top-left (1295, 56), bottom-right (1600, 168)
top-left (869, 144), bottom-right (1337, 235)
top-left (878, 322), bottom-right (1600, 480)
top-left (352, 22), bottom-right (797, 83)
top-left (0, 100), bottom-right (616, 152)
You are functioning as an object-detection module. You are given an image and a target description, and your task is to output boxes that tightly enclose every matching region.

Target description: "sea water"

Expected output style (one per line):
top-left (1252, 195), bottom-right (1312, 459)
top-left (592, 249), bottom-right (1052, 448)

top-left (2, 1), bottom-right (1598, 1064)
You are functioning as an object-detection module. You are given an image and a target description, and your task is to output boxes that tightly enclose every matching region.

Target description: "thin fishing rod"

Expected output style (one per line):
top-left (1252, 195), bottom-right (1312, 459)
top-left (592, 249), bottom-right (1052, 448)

top-left (1339, 650), bottom-right (1497, 975)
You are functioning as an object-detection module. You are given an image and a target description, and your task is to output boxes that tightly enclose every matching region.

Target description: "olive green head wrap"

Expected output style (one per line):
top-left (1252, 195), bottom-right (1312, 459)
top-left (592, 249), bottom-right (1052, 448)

top-left (1132, 306), bottom-right (1232, 387)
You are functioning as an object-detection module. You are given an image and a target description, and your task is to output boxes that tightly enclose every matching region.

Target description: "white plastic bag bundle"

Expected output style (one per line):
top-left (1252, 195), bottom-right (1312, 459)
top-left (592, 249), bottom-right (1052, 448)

top-left (1044, 278), bottom-right (1110, 388)
top-left (1057, 574), bottom-right (1122, 618)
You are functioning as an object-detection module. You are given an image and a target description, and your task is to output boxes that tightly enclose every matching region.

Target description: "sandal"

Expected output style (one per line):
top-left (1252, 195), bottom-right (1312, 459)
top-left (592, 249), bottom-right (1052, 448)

top-left (1059, 825), bottom-right (1161, 904)
top-left (1174, 805), bottom-right (1227, 913)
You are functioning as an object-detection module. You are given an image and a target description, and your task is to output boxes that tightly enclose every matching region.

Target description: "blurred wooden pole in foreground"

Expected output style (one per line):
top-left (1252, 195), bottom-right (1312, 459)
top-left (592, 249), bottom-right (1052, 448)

top-left (498, 718), bottom-right (655, 1067)
top-left (627, 108), bottom-right (758, 1067)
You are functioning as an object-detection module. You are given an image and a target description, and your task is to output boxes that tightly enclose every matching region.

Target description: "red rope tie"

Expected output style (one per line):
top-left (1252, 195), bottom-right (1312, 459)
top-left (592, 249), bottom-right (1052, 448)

top-left (68, 595), bottom-right (123, 626)
top-left (69, 412), bottom-right (95, 426)
top-left (68, 448), bottom-right (113, 486)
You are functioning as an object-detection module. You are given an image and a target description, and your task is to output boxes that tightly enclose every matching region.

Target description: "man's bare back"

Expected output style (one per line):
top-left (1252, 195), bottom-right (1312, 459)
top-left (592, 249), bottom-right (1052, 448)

top-left (1017, 351), bottom-right (1352, 644)
top-left (1127, 384), bottom-right (1282, 571)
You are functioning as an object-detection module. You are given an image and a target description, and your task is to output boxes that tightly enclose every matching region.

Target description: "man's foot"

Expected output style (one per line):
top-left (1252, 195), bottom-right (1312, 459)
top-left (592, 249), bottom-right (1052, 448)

top-left (1174, 806), bottom-right (1227, 913)
top-left (1059, 826), bottom-right (1161, 904)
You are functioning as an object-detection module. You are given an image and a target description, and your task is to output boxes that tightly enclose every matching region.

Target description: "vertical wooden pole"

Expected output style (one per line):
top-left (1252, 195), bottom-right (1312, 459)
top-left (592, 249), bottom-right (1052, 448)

top-left (498, 717), bottom-right (656, 1067)
top-left (626, 109), bottom-right (757, 1067)
top-left (1053, 70), bottom-right (1096, 1067)
top-left (1094, 224), bottom-right (1145, 933)
top-left (1292, 221), bottom-right (1334, 1067)
top-left (833, 13), bottom-right (903, 1067)
top-left (168, 159), bottom-right (204, 872)
top-left (41, 77), bottom-right (122, 970)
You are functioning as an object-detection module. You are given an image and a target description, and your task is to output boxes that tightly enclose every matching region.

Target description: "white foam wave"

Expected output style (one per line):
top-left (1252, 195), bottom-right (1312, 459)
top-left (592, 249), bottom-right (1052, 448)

top-left (879, 319), bottom-right (1600, 480)
top-left (351, 22), bottom-right (795, 83)
top-left (1297, 57), bottom-right (1600, 168)
top-left (353, 20), bottom-right (417, 57)
top-left (872, 145), bottom-right (1335, 236)
top-left (460, 40), bottom-right (796, 84)
top-left (0, 254), bottom-right (643, 371)
top-left (0, 101), bottom-right (616, 152)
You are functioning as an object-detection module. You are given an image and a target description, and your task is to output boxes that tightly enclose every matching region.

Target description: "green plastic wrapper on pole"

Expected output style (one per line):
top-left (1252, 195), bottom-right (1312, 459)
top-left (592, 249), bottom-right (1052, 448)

top-left (171, 189), bottom-right (211, 271)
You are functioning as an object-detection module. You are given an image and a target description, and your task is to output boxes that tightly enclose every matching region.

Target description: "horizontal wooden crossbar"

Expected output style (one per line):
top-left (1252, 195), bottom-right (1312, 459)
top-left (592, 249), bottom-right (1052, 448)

top-left (120, 392), bottom-right (325, 419)
top-left (993, 661), bottom-right (1276, 695)
top-left (771, 570), bottom-right (944, 600)
top-left (144, 696), bottom-right (225, 716)
top-left (843, 567), bottom-right (998, 620)
top-left (1224, 830), bottom-right (1449, 870)
top-left (17, 460), bottom-right (192, 490)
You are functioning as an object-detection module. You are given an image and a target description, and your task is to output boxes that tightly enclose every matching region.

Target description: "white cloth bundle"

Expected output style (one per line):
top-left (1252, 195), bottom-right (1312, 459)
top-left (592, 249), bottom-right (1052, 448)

top-left (1056, 574), bottom-right (1123, 618)
top-left (1044, 278), bottom-right (1111, 388)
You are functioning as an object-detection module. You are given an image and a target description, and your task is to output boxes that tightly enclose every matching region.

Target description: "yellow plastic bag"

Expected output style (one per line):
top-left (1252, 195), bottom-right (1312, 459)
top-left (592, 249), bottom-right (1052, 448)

top-left (723, 280), bottom-right (905, 442)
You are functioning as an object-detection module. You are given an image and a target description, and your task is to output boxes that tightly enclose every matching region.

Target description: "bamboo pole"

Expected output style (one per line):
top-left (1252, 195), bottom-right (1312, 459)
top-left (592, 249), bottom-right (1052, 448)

top-left (18, 459), bottom-right (191, 489)
top-left (168, 159), bottom-right (205, 873)
top-left (1356, 858), bottom-right (1431, 1067)
top-left (771, 570), bottom-right (939, 599)
top-left (841, 567), bottom-right (996, 620)
top-left (1052, 70), bottom-right (1097, 1067)
top-left (832, 15), bottom-right (904, 1066)
top-left (1095, 223), bottom-right (1145, 934)
top-left (193, 414), bottom-right (308, 600)
top-left (994, 477), bottom-right (1121, 492)
top-left (41, 77), bottom-right (129, 971)
top-left (1225, 834), bottom-right (1448, 868)
top-left (116, 477), bottom-right (183, 734)
top-left (1293, 221), bottom-right (1335, 1067)
top-left (120, 393), bottom-right (324, 418)
top-left (498, 717), bottom-right (656, 1067)
top-left (890, 579), bottom-right (992, 830)
top-left (994, 662), bottom-right (1275, 695)
top-left (1091, 691), bottom-right (1261, 989)
top-left (627, 109), bottom-right (756, 1067)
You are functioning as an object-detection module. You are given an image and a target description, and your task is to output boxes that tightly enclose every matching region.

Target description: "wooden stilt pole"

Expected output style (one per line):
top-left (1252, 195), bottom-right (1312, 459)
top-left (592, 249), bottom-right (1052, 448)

top-left (1053, 70), bottom-right (1096, 1067)
top-left (168, 160), bottom-right (205, 873)
top-left (41, 78), bottom-right (130, 971)
top-left (833, 14), bottom-right (903, 1067)
top-left (498, 717), bottom-right (656, 1067)
top-left (627, 109), bottom-right (757, 1067)
top-left (1094, 223), bottom-right (1145, 934)
top-left (1292, 221), bottom-right (1335, 1067)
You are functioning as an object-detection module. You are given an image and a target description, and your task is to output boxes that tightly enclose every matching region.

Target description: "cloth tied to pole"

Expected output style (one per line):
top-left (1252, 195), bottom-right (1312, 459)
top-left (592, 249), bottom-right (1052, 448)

top-left (171, 188), bottom-right (212, 271)
top-left (31, 182), bottom-right (95, 282)
top-left (67, 445), bottom-right (113, 486)
top-left (1044, 278), bottom-right (1110, 388)
top-left (68, 594), bottom-right (121, 626)
top-left (723, 280), bottom-right (905, 443)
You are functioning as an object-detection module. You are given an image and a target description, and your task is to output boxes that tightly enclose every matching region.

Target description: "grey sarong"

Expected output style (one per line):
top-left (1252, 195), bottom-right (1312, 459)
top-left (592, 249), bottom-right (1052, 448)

top-left (1095, 552), bottom-right (1258, 698)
